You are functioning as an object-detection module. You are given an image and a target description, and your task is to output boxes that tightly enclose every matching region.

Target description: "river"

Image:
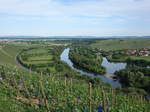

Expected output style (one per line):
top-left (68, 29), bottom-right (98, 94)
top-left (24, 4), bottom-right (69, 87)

top-left (60, 48), bottom-right (127, 88)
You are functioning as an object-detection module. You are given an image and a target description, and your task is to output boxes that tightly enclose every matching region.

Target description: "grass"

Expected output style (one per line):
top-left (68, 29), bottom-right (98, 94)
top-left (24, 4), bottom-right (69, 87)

top-left (91, 38), bottom-right (150, 51)
top-left (23, 48), bottom-right (49, 55)
top-left (108, 53), bottom-right (150, 62)
top-left (0, 88), bottom-right (35, 112)
top-left (19, 48), bottom-right (53, 64)
top-left (130, 56), bottom-right (150, 61)
top-left (0, 43), bottom-right (50, 71)
top-left (28, 55), bottom-right (52, 61)
top-left (0, 43), bottom-right (48, 74)
top-left (0, 44), bottom-right (26, 66)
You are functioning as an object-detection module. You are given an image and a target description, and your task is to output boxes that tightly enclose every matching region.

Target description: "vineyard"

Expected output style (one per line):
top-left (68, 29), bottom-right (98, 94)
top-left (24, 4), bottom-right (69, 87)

top-left (0, 65), bottom-right (150, 112)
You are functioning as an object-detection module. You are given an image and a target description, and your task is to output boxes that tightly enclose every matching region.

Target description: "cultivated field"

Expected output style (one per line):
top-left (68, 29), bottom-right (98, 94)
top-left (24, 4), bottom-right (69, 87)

top-left (91, 38), bottom-right (150, 51)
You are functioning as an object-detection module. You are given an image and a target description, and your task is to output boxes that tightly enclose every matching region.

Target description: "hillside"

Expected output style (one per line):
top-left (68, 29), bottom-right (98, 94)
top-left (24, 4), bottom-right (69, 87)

top-left (0, 65), bottom-right (150, 112)
top-left (91, 38), bottom-right (150, 51)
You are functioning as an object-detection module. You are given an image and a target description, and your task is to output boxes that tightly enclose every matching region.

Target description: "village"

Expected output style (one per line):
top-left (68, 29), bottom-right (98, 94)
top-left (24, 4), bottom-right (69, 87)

top-left (121, 48), bottom-right (150, 56)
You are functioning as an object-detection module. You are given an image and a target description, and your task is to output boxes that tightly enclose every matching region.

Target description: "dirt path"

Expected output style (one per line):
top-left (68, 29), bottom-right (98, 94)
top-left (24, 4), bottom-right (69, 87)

top-left (15, 55), bottom-right (29, 71)
top-left (15, 54), bottom-right (36, 73)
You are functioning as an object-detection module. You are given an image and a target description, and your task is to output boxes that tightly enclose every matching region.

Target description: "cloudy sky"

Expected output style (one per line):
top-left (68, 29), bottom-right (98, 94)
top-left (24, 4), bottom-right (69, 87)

top-left (0, 0), bottom-right (150, 36)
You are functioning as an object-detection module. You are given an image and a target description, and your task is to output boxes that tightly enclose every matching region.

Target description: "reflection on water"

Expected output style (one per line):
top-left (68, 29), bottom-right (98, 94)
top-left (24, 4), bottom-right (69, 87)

top-left (60, 48), bottom-right (127, 88)
top-left (102, 57), bottom-right (126, 74)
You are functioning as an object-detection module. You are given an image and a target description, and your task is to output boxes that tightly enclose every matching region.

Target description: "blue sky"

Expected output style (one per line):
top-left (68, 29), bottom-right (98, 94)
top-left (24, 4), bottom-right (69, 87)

top-left (0, 0), bottom-right (150, 36)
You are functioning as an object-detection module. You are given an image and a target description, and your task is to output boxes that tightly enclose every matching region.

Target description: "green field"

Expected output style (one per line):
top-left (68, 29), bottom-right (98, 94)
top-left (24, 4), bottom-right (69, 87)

top-left (17, 46), bottom-right (72, 74)
top-left (91, 38), bottom-right (150, 51)
top-left (0, 88), bottom-right (34, 112)
top-left (18, 47), bottom-right (54, 72)
top-left (20, 48), bottom-right (53, 64)
top-left (130, 56), bottom-right (150, 61)
top-left (108, 54), bottom-right (150, 62)
top-left (0, 44), bottom-right (27, 67)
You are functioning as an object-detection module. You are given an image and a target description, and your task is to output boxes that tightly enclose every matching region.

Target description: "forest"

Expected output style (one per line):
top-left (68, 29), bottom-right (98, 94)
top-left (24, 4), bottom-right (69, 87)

top-left (115, 66), bottom-right (150, 95)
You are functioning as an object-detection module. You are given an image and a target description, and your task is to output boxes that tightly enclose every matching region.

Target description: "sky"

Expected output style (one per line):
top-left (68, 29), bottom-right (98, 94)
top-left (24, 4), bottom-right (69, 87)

top-left (0, 0), bottom-right (150, 36)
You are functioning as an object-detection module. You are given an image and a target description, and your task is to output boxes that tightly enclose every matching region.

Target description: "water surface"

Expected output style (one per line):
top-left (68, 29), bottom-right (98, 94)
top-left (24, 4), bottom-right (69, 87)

top-left (60, 48), bottom-right (127, 88)
top-left (102, 57), bottom-right (126, 74)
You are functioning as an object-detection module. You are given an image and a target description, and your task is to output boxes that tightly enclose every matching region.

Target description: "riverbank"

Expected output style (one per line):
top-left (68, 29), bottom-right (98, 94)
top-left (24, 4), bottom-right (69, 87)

top-left (104, 74), bottom-right (117, 80)
top-left (115, 66), bottom-right (150, 95)
top-left (60, 48), bottom-right (122, 88)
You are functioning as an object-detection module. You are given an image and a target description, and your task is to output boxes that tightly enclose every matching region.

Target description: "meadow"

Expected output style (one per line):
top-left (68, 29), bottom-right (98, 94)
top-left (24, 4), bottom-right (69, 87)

top-left (0, 44), bottom-right (25, 66)
top-left (0, 43), bottom-right (43, 67)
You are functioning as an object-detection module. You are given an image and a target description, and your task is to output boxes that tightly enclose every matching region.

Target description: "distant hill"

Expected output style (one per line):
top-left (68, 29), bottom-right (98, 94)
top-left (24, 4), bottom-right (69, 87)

top-left (0, 36), bottom-right (150, 39)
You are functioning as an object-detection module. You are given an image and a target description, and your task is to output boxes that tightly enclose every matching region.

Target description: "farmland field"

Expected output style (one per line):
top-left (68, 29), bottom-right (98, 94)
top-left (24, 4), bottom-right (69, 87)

top-left (18, 47), bottom-right (55, 72)
top-left (91, 38), bottom-right (150, 51)
top-left (108, 54), bottom-right (150, 62)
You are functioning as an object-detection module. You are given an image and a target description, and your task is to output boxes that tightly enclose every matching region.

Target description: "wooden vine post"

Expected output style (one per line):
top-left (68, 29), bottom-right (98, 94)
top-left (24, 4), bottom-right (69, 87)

top-left (89, 83), bottom-right (92, 112)
top-left (102, 90), bottom-right (106, 112)
top-left (39, 72), bottom-right (50, 112)
top-left (39, 80), bottom-right (50, 112)
top-left (64, 76), bottom-right (67, 87)
top-left (70, 78), bottom-right (72, 92)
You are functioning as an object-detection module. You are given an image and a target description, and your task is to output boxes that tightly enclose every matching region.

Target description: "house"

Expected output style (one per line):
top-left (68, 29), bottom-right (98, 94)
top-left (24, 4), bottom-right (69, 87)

top-left (121, 49), bottom-right (137, 56)
top-left (121, 48), bottom-right (150, 57)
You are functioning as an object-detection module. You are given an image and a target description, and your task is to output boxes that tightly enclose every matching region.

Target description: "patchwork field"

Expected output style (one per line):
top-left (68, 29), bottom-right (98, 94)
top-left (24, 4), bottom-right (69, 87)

top-left (17, 46), bottom-right (69, 74)
top-left (91, 38), bottom-right (150, 51)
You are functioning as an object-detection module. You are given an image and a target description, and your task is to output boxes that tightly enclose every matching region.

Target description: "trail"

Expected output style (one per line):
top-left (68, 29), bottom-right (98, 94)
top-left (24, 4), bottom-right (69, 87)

top-left (15, 53), bottom-right (36, 73)
top-left (15, 55), bottom-right (30, 72)
top-left (0, 45), bottom-right (32, 72)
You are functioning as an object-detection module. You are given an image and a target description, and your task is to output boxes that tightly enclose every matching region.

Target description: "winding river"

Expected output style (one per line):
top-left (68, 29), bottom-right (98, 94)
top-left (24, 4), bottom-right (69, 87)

top-left (60, 48), bottom-right (127, 88)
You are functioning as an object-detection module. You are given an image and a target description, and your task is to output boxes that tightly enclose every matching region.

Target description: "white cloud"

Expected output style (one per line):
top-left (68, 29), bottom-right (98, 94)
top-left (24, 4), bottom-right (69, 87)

top-left (0, 0), bottom-right (150, 36)
top-left (0, 0), bottom-right (150, 21)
